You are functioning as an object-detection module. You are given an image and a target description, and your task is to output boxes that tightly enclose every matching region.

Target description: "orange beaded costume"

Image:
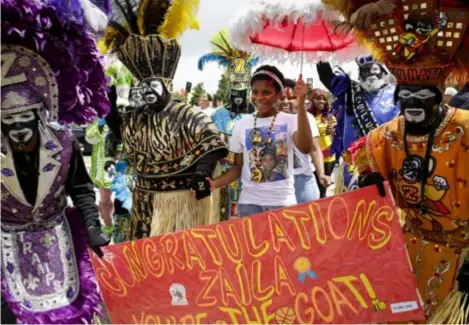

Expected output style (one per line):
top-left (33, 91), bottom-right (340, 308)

top-left (366, 106), bottom-right (469, 318)
top-left (321, 0), bottom-right (469, 321)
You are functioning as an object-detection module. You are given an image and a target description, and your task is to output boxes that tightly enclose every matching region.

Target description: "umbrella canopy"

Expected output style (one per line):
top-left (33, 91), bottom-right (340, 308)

top-left (229, 0), bottom-right (367, 65)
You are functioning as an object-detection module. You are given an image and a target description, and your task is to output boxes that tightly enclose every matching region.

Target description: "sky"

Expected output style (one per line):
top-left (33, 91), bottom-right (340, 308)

top-left (172, 0), bottom-right (360, 95)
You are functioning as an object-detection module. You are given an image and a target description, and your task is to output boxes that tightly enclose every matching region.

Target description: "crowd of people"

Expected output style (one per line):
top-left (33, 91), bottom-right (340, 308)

top-left (1, 0), bottom-right (468, 324)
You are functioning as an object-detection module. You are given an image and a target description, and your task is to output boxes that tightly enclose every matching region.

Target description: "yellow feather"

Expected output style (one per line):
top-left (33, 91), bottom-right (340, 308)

top-left (158, 0), bottom-right (200, 40)
top-left (209, 28), bottom-right (250, 60)
top-left (210, 28), bottom-right (230, 53)
top-left (96, 39), bottom-right (109, 55)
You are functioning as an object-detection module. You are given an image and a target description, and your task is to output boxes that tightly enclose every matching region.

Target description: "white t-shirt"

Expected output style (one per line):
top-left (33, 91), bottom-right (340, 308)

top-left (293, 112), bottom-right (320, 176)
top-left (229, 112), bottom-right (298, 207)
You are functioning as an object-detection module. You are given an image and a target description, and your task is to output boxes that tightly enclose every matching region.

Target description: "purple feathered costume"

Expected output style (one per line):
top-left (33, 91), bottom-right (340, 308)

top-left (1, 0), bottom-right (110, 323)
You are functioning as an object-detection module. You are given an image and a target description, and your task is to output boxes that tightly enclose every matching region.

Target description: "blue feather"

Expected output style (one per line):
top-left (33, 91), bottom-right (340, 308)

top-left (197, 54), bottom-right (230, 71)
top-left (247, 56), bottom-right (260, 68)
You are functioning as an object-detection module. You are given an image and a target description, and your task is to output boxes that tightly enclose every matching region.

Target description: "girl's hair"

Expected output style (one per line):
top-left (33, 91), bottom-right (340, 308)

top-left (251, 65), bottom-right (285, 93)
top-left (308, 88), bottom-right (331, 116)
top-left (201, 93), bottom-right (212, 101)
top-left (283, 78), bottom-right (296, 89)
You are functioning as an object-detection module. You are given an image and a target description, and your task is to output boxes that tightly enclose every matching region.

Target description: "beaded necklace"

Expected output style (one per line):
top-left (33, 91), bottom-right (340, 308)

top-left (250, 109), bottom-right (278, 183)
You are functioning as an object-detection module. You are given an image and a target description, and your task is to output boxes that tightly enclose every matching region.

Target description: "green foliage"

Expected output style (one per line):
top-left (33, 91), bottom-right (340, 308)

top-left (190, 82), bottom-right (205, 106)
top-left (215, 70), bottom-right (231, 105)
top-left (172, 92), bottom-right (184, 102)
top-left (106, 65), bottom-right (133, 86)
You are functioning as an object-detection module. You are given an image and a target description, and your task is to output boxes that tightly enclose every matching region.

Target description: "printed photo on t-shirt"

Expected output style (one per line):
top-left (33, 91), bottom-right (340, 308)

top-left (245, 124), bottom-right (289, 183)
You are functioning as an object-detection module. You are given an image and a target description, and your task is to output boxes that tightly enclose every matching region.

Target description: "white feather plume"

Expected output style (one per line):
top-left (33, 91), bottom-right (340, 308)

top-left (228, 0), bottom-right (368, 65)
top-left (80, 0), bottom-right (109, 33)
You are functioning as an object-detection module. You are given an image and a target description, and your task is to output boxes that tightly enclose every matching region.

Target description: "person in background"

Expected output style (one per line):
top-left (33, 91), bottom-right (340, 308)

top-left (308, 88), bottom-right (336, 198)
top-left (104, 85), bottom-right (133, 244)
top-left (279, 79), bottom-right (324, 203)
top-left (279, 78), bottom-right (297, 114)
top-left (317, 55), bottom-right (400, 192)
top-left (85, 118), bottom-right (113, 234)
top-left (196, 93), bottom-right (217, 116)
top-left (208, 65), bottom-right (313, 217)
top-left (443, 87), bottom-right (457, 104)
top-left (212, 95), bottom-right (223, 109)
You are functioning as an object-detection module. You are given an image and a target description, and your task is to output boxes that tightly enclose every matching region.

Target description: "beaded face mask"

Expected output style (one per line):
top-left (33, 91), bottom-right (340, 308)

top-left (399, 86), bottom-right (439, 125)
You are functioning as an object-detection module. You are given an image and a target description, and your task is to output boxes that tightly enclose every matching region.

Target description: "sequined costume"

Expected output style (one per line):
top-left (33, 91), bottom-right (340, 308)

top-left (366, 108), bottom-right (469, 318)
top-left (102, 0), bottom-right (228, 239)
top-left (1, 0), bottom-right (110, 323)
top-left (317, 57), bottom-right (400, 192)
top-left (326, 0), bottom-right (469, 321)
top-left (198, 29), bottom-right (257, 219)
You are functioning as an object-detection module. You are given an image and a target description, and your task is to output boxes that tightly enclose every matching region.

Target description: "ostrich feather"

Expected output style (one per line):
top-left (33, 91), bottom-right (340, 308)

top-left (158, 0), bottom-right (200, 40)
top-left (137, 0), bottom-right (171, 35)
top-left (110, 0), bottom-right (139, 33)
top-left (197, 54), bottom-right (230, 71)
top-left (210, 29), bottom-right (233, 54)
top-left (100, 21), bottom-right (130, 53)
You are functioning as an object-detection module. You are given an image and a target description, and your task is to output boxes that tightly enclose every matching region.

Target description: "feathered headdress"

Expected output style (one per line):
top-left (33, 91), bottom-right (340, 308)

top-left (1, 0), bottom-right (110, 125)
top-left (198, 29), bottom-right (259, 71)
top-left (322, 0), bottom-right (469, 87)
top-left (99, 0), bottom-right (200, 89)
top-left (45, 0), bottom-right (111, 33)
top-left (198, 29), bottom-right (259, 90)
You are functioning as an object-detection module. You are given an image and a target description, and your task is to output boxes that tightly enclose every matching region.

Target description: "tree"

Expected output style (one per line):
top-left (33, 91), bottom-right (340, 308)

top-left (172, 91), bottom-right (184, 102)
top-left (215, 70), bottom-right (231, 106)
top-left (189, 82), bottom-right (205, 106)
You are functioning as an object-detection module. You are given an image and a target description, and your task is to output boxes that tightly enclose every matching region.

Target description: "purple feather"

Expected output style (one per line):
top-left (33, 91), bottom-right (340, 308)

top-left (46, 0), bottom-right (85, 25)
top-left (1, 0), bottom-right (110, 125)
top-left (92, 0), bottom-right (111, 15)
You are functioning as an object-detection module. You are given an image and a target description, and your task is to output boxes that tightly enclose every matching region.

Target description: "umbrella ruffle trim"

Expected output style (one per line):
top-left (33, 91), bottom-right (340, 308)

top-left (229, 0), bottom-right (368, 64)
top-left (235, 41), bottom-right (368, 65)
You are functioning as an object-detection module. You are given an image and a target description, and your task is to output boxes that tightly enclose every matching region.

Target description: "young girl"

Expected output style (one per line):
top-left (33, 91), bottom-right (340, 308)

top-left (308, 88), bottom-right (336, 197)
top-left (208, 65), bottom-right (313, 217)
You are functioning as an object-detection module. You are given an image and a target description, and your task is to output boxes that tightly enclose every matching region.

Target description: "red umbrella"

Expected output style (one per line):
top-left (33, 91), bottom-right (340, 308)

top-left (229, 0), bottom-right (367, 72)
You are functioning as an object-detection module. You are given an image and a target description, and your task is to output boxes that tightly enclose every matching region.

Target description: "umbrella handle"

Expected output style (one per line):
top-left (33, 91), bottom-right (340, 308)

top-left (300, 51), bottom-right (304, 76)
top-left (300, 23), bottom-right (305, 75)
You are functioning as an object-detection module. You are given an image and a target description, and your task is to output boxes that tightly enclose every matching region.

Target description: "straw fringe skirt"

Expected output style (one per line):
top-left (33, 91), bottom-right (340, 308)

top-left (149, 189), bottom-right (220, 237)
